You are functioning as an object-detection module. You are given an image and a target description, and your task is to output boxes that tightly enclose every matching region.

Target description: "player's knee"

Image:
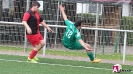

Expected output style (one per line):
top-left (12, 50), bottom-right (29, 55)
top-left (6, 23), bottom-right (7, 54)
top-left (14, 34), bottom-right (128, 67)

top-left (40, 40), bottom-right (45, 47)
top-left (41, 43), bottom-right (45, 47)
top-left (41, 42), bottom-right (45, 47)
top-left (35, 44), bottom-right (42, 51)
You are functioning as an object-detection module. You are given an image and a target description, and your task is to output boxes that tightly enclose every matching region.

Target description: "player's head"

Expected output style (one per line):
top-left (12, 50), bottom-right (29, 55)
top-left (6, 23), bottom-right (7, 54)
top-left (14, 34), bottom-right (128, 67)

top-left (74, 20), bottom-right (83, 29)
top-left (31, 1), bottom-right (40, 11)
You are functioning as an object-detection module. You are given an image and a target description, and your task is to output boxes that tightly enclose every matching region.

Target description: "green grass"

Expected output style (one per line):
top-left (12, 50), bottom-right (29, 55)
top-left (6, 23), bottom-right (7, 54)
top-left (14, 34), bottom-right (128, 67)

top-left (0, 46), bottom-right (133, 61)
top-left (0, 54), bottom-right (132, 74)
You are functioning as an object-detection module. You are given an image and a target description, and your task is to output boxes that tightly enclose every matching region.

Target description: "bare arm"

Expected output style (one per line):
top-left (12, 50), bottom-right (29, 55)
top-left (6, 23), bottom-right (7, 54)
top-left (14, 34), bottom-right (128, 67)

top-left (78, 39), bottom-right (88, 50)
top-left (41, 20), bottom-right (53, 32)
top-left (41, 20), bottom-right (49, 29)
top-left (22, 21), bottom-right (30, 29)
top-left (59, 5), bottom-right (67, 20)
top-left (22, 21), bottom-right (32, 34)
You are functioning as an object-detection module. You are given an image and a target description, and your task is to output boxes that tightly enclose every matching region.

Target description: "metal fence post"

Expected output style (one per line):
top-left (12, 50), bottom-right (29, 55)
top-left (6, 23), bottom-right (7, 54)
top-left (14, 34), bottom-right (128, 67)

top-left (24, 28), bottom-right (27, 52)
top-left (43, 28), bottom-right (47, 57)
top-left (123, 31), bottom-right (127, 64)
top-left (54, 2), bottom-right (60, 46)
top-left (93, 3), bottom-right (99, 58)
top-left (24, 0), bottom-right (30, 52)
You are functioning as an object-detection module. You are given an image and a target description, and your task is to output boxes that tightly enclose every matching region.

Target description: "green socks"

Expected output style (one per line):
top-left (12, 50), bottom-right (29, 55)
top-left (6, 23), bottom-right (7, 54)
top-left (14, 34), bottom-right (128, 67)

top-left (87, 52), bottom-right (94, 61)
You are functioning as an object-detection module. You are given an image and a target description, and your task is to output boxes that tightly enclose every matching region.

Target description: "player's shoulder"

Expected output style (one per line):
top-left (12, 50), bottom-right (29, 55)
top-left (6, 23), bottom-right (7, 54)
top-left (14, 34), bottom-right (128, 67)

top-left (25, 10), bottom-right (31, 15)
top-left (23, 12), bottom-right (30, 16)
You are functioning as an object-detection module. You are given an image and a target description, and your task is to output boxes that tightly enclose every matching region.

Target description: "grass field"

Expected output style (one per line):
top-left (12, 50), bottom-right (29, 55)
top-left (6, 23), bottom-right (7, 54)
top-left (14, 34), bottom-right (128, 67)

top-left (0, 46), bottom-right (133, 74)
top-left (0, 54), bottom-right (133, 74)
top-left (0, 46), bottom-right (133, 61)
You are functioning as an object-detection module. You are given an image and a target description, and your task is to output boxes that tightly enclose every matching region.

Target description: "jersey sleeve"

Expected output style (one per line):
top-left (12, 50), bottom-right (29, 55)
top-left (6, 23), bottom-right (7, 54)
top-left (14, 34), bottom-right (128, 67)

top-left (37, 12), bottom-right (43, 22)
top-left (40, 16), bottom-right (43, 22)
top-left (22, 12), bottom-right (30, 21)
top-left (75, 30), bottom-right (82, 40)
top-left (65, 19), bottom-right (74, 26)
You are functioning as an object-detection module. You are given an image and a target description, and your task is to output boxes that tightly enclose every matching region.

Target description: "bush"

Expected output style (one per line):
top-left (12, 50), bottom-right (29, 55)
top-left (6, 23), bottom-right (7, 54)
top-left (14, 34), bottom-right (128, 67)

top-left (76, 13), bottom-right (102, 21)
top-left (121, 16), bottom-right (133, 45)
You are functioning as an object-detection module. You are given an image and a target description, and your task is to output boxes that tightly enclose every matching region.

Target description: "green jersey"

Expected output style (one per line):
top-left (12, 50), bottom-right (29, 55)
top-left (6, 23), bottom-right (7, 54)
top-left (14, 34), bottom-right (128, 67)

top-left (62, 19), bottom-right (82, 49)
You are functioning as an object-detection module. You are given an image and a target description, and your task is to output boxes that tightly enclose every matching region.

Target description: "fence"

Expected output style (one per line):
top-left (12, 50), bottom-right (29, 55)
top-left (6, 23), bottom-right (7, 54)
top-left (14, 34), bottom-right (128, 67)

top-left (0, 21), bottom-right (133, 64)
top-left (0, 0), bottom-right (133, 64)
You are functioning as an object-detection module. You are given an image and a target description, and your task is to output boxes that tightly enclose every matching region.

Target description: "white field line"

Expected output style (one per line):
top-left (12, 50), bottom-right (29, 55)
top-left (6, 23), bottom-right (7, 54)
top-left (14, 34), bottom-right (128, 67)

top-left (0, 58), bottom-right (112, 71)
top-left (1, 58), bottom-right (132, 72)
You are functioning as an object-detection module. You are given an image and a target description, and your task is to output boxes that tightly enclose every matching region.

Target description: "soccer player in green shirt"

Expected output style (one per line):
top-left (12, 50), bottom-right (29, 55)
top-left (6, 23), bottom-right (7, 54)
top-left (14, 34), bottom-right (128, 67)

top-left (60, 4), bottom-right (101, 63)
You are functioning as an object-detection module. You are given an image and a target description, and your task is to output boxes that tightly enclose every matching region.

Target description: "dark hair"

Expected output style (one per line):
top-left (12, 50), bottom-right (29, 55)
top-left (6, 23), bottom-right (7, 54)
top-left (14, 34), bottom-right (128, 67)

top-left (32, 1), bottom-right (40, 7)
top-left (74, 20), bottom-right (83, 27)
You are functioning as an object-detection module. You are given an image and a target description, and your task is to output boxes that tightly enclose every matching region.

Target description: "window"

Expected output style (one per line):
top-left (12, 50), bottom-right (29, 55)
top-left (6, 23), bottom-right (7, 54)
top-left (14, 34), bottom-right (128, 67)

top-left (76, 3), bottom-right (103, 14)
top-left (88, 3), bottom-right (103, 14)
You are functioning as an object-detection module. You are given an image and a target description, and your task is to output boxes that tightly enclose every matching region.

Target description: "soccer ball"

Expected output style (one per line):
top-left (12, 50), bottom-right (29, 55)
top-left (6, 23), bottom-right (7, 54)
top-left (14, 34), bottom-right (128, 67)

top-left (112, 64), bottom-right (122, 73)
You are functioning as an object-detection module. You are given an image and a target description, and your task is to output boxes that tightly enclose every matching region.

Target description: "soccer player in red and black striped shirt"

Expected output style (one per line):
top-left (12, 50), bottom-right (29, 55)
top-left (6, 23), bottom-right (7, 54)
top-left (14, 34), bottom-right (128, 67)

top-left (22, 1), bottom-right (53, 63)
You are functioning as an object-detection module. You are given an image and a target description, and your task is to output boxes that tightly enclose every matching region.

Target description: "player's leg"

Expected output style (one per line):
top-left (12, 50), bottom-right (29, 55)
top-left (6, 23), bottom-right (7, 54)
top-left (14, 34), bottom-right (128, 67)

top-left (85, 43), bottom-right (94, 61)
top-left (72, 40), bottom-right (84, 50)
top-left (85, 43), bottom-right (101, 63)
top-left (73, 41), bottom-right (101, 63)
top-left (28, 44), bottom-right (41, 63)
top-left (39, 39), bottom-right (45, 50)
top-left (73, 42), bottom-right (95, 62)
top-left (27, 34), bottom-right (42, 63)
top-left (33, 39), bottom-right (45, 61)
top-left (33, 33), bottom-right (45, 61)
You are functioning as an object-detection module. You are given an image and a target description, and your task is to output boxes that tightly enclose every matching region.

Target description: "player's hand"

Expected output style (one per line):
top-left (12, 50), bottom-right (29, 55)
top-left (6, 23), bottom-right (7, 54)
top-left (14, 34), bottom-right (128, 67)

top-left (27, 28), bottom-right (32, 34)
top-left (47, 27), bottom-right (54, 32)
top-left (59, 4), bottom-right (65, 11)
top-left (85, 47), bottom-right (93, 51)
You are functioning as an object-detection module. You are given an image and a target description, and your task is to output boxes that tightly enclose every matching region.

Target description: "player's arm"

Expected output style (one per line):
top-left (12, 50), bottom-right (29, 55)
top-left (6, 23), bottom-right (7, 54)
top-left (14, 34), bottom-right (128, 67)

top-left (78, 39), bottom-right (89, 50)
top-left (40, 20), bottom-right (53, 32)
top-left (59, 4), bottom-right (67, 21)
top-left (75, 32), bottom-right (89, 50)
top-left (22, 12), bottom-right (32, 34)
top-left (22, 21), bottom-right (30, 30)
top-left (60, 4), bottom-right (74, 26)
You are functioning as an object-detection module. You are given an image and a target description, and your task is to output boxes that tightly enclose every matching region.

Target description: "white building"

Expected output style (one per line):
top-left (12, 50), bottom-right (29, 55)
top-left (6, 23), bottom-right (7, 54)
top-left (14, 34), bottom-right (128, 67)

top-left (122, 5), bottom-right (132, 16)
